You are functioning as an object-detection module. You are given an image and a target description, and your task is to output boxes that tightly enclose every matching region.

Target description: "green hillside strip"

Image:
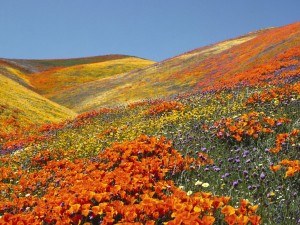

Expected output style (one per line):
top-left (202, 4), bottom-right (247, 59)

top-left (0, 73), bottom-right (76, 132)
top-left (5, 54), bottom-right (135, 73)
top-left (33, 55), bottom-right (131, 67)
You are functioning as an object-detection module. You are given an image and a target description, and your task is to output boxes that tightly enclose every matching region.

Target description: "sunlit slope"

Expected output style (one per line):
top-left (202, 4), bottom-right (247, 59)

top-left (55, 22), bottom-right (300, 112)
top-left (0, 59), bottom-right (32, 89)
top-left (49, 33), bottom-right (258, 111)
top-left (0, 73), bottom-right (76, 132)
top-left (28, 57), bottom-right (154, 98)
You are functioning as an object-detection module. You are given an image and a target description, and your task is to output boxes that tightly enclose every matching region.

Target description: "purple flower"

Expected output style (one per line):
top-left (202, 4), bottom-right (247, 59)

top-left (252, 172), bottom-right (258, 177)
top-left (243, 170), bottom-right (248, 176)
top-left (214, 167), bottom-right (221, 172)
top-left (222, 173), bottom-right (230, 179)
top-left (204, 167), bottom-right (209, 171)
top-left (260, 172), bottom-right (266, 180)
top-left (201, 147), bottom-right (207, 152)
top-left (246, 159), bottom-right (251, 163)
top-left (235, 159), bottom-right (240, 163)
top-left (233, 181), bottom-right (239, 187)
top-left (243, 150), bottom-right (249, 157)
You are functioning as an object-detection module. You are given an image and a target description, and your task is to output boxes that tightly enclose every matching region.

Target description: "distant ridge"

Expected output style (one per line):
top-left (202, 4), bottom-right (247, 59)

top-left (2, 54), bottom-right (135, 73)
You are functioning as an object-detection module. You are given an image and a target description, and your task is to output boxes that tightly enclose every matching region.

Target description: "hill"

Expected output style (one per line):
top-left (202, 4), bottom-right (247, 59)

top-left (0, 55), bottom-right (135, 90)
top-left (2, 55), bottom-right (155, 112)
top-left (27, 57), bottom-right (154, 99)
top-left (0, 72), bottom-right (76, 133)
top-left (1, 55), bottom-right (154, 116)
top-left (54, 22), bottom-right (300, 112)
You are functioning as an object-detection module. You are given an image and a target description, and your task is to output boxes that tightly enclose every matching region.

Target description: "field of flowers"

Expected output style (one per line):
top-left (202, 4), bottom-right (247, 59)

top-left (1, 22), bottom-right (300, 225)
top-left (0, 65), bottom-right (299, 224)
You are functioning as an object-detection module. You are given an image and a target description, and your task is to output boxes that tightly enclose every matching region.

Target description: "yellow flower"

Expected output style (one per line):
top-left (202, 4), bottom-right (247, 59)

top-left (269, 192), bottom-right (276, 197)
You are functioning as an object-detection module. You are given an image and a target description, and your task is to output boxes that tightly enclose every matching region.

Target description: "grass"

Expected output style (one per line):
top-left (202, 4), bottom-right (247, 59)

top-left (5, 54), bottom-right (133, 72)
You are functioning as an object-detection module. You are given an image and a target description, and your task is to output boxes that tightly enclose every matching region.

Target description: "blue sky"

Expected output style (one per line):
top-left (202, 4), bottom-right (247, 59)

top-left (0, 0), bottom-right (299, 61)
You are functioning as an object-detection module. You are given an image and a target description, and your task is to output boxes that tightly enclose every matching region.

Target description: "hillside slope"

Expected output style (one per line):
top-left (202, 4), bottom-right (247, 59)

top-left (1, 55), bottom-right (154, 113)
top-left (27, 57), bottom-right (154, 98)
top-left (0, 73), bottom-right (76, 133)
top-left (0, 59), bottom-right (32, 89)
top-left (54, 22), bottom-right (300, 112)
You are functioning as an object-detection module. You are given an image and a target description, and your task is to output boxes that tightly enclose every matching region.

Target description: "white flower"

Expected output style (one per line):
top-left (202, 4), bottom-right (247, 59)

top-left (179, 185), bottom-right (185, 190)
top-left (195, 180), bottom-right (203, 186)
top-left (202, 183), bottom-right (209, 188)
top-left (25, 193), bottom-right (31, 197)
top-left (187, 190), bottom-right (193, 196)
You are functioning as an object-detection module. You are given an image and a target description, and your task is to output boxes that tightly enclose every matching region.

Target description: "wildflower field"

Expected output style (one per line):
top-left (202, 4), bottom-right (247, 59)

top-left (0, 23), bottom-right (300, 224)
top-left (1, 64), bottom-right (299, 224)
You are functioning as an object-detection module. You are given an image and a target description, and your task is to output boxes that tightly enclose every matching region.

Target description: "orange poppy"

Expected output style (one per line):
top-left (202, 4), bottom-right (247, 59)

top-left (221, 205), bottom-right (236, 215)
top-left (270, 165), bottom-right (281, 172)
